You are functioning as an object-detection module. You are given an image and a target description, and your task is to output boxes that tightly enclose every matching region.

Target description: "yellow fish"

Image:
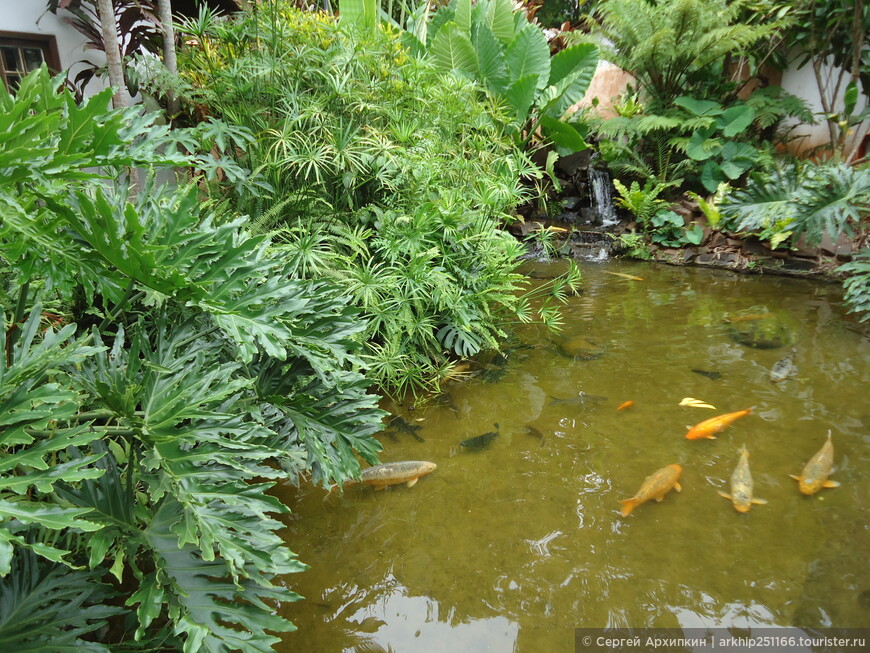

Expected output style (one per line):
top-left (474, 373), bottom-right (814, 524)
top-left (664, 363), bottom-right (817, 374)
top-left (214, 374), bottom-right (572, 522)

top-left (790, 432), bottom-right (839, 495)
top-left (679, 397), bottom-right (717, 410)
top-left (603, 270), bottom-right (644, 281)
top-left (718, 446), bottom-right (767, 513)
top-left (620, 464), bottom-right (682, 516)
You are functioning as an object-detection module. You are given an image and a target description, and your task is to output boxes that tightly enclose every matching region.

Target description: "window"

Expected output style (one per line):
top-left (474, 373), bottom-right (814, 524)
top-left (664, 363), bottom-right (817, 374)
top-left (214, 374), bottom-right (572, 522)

top-left (0, 32), bottom-right (61, 93)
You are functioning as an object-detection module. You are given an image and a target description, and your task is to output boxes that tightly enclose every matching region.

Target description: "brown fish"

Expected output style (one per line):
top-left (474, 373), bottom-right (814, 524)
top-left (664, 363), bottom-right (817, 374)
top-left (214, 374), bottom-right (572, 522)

top-left (346, 461), bottom-right (437, 491)
top-left (620, 464), bottom-right (682, 516)
top-left (790, 432), bottom-right (839, 495)
top-left (718, 446), bottom-right (767, 513)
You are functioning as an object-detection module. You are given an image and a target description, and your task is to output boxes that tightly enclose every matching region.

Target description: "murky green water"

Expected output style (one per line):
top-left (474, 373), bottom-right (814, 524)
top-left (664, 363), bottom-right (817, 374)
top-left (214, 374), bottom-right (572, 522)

top-left (274, 261), bottom-right (869, 652)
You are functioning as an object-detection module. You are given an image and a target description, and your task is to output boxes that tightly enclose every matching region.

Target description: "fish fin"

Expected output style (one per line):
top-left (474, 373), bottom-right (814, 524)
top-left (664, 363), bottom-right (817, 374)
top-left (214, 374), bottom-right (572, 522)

top-left (752, 498), bottom-right (768, 505)
top-left (619, 499), bottom-right (638, 517)
top-left (823, 480), bottom-right (840, 488)
top-left (406, 478), bottom-right (418, 488)
top-left (373, 484), bottom-right (387, 491)
top-left (674, 482), bottom-right (682, 493)
top-left (717, 491), bottom-right (732, 500)
top-left (705, 434), bottom-right (717, 440)
top-left (788, 474), bottom-right (801, 481)
top-left (655, 496), bottom-right (663, 502)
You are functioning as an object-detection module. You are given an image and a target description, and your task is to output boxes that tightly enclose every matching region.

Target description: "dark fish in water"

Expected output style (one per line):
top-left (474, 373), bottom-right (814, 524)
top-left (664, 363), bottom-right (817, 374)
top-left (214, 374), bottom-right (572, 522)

top-left (461, 423), bottom-right (500, 451)
top-left (770, 348), bottom-right (798, 383)
top-left (387, 415), bottom-right (425, 442)
top-left (525, 425), bottom-right (544, 440)
top-left (691, 369), bottom-right (721, 380)
top-left (549, 391), bottom-right (608, 406)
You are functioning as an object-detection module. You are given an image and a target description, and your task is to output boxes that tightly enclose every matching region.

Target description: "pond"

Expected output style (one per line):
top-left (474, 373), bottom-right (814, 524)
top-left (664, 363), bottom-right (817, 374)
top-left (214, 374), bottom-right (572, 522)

top-left (273, 261), bottom-right (869, 652)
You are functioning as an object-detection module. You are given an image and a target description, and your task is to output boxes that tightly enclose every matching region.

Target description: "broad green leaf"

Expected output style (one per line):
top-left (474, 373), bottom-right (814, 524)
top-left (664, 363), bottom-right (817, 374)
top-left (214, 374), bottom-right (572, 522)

top-left (548, 43), bottom-right (599, 87)
top-left (454, 0), bottom-right (471, 32)
top-left (540, 115), bottom-right (589, 152)
top-left (541, 45), bottom-right (598, 118)
top-left (702, 160), bottom-right (727, 192)
top-left (502, 73), bottom-right (538, 123)
top-left (126, 574), bottom-right (165, 638)
top-left (685, 130), bottom-right (721, 161)
top-left (505, 23), bottom-right (550, 90)
top-left (108, 548), bottom-right (125, 583)
top-left (430, 21), bottom-right (478, 75)
top-left (674, 96), bottom-right (723, 116)
top-left (0, 501), bottom-right (102, 532)
top-left (487, 0), bottom-right (516, 44)
top-left (844, 81), bottom-right (858, 116)
top-left (474, 22), bottom-right (509, 94)
top-left (718, 104), bottom-right (756, 137)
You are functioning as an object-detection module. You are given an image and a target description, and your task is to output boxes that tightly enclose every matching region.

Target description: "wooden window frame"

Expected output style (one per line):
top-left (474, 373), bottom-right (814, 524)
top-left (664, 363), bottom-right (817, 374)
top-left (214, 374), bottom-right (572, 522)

top-left (0, 31), bottom-right (62, 92)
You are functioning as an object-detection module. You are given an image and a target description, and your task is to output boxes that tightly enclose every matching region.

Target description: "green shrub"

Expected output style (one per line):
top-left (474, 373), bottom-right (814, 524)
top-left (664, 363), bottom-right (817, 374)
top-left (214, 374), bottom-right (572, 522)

top-left (719, 160), bottom-right (870, 248)
top-left (0, 67), bottom-right (384, 651)
top-left (169, 4), bottom-right (574, 394)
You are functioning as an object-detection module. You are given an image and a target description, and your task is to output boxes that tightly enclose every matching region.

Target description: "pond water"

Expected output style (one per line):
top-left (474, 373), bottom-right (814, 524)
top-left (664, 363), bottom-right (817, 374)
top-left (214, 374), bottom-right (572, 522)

top-left (274, 261), bottom-right (869, 652)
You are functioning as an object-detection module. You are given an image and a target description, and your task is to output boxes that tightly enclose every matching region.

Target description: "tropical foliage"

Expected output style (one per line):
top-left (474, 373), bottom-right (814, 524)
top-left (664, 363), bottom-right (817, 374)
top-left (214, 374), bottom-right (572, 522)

top-left (163, 3), bottom-right (580, 394)
top-left (840, 247), bottom-right (870, 321)
top-left (419, 0), bottom-right (599, 151)
top-left (0, 66), bottom-right (385, 651)
top-left (589, 0), bottom-right (785, 109)
top-left (719, 160), bottom-right (870, 249)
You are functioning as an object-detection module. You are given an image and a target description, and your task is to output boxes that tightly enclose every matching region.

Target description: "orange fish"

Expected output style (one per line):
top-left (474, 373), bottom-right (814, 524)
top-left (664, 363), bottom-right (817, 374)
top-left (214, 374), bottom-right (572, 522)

top-left (620, 464), bottom-right (682, 516)
top-left (685, 408), bottom-right (752, 440)
top-left (617, 400), bottom-right (635, 411)
top-left (790, 432), bottom-right (839, 495)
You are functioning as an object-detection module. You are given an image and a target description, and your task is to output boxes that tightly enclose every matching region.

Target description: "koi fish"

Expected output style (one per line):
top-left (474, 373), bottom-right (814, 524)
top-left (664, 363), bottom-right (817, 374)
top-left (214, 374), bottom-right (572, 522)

top-left (691, 368), bottom-right (722, 380)
top-left (345, 461), bottom-right (437, 491)
top-left (685, 408), bottom-right (752, 440)
top-left (679, 397), bottom-right (717, 410)
top-left (718, 446), bottom-right (767, 513)
top-left (620, 464), bottom-right (682, 516)
top-left (603, 270), bottom-right (644, 281)
top-left (461, 424), bottom-right (499, 451)
top-left (617, 401), bottom-right (635, 411)
top-left (790, 431), bottom-right (839, 495)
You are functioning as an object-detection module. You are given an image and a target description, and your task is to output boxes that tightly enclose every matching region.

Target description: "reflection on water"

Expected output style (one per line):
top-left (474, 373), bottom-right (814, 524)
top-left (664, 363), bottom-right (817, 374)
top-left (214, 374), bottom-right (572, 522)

top-left (275, 262), bottom-right (869, 652)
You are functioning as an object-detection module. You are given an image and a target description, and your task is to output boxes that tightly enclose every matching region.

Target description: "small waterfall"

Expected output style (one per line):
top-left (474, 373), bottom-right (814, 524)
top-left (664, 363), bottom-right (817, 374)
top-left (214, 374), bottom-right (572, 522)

top-left (588, 167), bottom-right (619, 228)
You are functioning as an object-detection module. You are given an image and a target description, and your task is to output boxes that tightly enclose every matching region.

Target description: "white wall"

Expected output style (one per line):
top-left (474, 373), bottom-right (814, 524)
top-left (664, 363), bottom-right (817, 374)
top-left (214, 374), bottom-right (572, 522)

top-left (0, 0), bottom-right (107, 95)
top-left (779, 55), bottom-right (869, 159)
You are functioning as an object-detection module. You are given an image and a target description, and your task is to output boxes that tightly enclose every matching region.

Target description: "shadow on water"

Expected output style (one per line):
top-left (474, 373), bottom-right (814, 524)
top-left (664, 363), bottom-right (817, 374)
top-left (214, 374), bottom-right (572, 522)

top-left (273, 261), bottom-right (870, 652)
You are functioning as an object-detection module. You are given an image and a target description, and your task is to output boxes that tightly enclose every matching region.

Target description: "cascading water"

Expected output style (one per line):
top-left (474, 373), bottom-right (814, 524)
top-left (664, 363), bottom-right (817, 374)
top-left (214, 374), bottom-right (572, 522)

top-left (587, 167), bottom-right (619, 228)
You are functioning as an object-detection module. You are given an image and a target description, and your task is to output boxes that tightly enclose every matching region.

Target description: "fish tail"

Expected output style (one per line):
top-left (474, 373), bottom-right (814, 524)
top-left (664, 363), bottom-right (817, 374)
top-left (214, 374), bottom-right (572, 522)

top-left (619, 498), bottom-right (639, 516)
